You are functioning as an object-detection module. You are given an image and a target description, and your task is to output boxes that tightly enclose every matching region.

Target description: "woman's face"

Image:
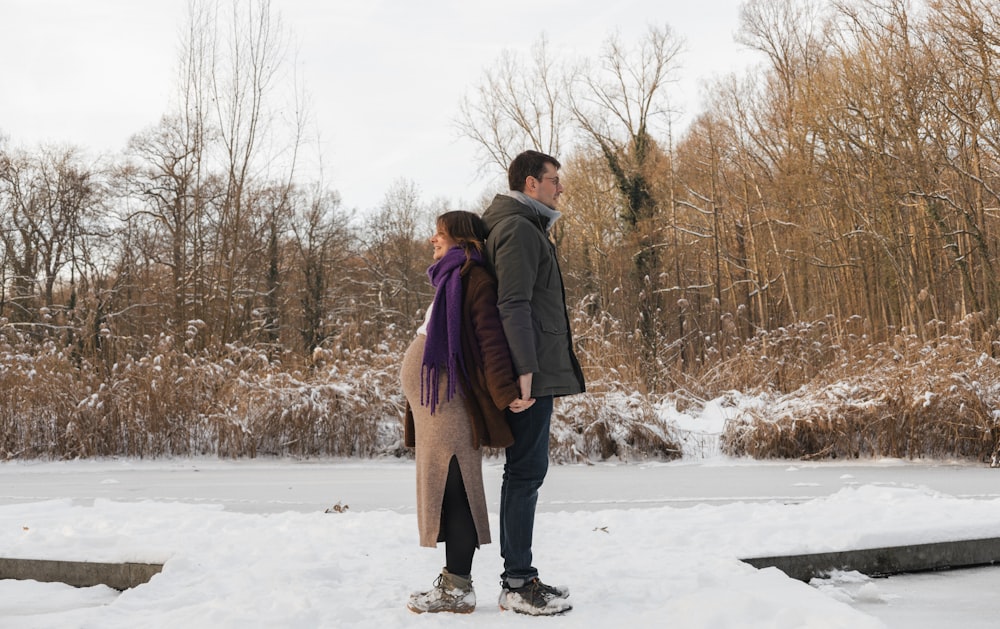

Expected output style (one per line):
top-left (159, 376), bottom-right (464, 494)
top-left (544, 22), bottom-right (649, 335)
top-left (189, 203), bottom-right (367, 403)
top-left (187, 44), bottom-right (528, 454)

top-left (430, 223), bottom-right (458, 260)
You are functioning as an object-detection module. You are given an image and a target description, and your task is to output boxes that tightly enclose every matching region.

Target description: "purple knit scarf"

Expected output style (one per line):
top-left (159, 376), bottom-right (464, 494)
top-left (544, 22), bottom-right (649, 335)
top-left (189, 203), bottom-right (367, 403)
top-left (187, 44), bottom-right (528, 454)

top-left (421, 246), bottom-right (480, 414)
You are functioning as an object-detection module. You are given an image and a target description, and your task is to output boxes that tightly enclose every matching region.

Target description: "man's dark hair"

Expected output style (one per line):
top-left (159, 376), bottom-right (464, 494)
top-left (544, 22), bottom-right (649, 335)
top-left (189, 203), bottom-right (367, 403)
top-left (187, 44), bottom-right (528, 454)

top-left (507, 150), bottom-right (561, 192)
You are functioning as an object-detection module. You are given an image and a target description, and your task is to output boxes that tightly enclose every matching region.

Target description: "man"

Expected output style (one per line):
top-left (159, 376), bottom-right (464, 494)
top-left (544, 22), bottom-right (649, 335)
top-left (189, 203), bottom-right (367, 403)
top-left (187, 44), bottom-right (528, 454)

top-left (481, 150), bottom-right (586, 616)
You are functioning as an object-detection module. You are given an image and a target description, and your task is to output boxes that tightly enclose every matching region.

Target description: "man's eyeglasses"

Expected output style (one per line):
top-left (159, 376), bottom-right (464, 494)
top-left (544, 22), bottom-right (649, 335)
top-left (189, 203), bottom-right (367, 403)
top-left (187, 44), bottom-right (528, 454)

top-left (538, 175), bottom-right (560, 186)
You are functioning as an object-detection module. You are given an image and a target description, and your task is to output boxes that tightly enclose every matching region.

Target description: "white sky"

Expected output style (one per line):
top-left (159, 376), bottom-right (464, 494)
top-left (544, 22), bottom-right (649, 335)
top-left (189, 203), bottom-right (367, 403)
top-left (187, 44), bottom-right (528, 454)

top-left (0, 0), bottom-right (753, 212)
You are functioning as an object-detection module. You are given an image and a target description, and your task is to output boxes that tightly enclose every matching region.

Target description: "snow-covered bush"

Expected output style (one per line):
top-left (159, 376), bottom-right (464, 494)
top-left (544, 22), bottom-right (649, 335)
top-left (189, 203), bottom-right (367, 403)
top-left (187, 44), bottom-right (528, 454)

top-left (550, 389), bottom-right (683, 463)
top-left (721, 327), bottom-right (1000, 462)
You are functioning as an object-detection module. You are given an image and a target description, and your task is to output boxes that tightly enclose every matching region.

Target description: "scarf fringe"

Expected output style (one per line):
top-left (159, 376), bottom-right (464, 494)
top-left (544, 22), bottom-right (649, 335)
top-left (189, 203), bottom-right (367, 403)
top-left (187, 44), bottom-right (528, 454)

top-left (420, 353), bottom-right (462, 415)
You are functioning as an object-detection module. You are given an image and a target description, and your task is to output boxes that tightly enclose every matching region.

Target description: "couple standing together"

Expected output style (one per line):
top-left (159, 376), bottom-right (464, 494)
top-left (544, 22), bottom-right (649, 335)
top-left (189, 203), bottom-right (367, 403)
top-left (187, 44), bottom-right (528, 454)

top-left (400, 150), bottom-right (586, 616)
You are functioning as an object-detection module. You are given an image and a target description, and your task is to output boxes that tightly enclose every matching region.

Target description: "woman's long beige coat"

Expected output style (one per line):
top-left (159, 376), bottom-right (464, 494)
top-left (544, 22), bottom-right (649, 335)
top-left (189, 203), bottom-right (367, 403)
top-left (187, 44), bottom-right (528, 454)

top-left (400, 264), bottom-right (519, 547)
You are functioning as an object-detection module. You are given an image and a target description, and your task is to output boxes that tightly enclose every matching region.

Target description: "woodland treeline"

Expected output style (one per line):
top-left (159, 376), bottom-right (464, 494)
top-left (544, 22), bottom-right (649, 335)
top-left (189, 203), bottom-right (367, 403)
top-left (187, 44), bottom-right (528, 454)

top-left (3, 0), bottom-right (1000, 461)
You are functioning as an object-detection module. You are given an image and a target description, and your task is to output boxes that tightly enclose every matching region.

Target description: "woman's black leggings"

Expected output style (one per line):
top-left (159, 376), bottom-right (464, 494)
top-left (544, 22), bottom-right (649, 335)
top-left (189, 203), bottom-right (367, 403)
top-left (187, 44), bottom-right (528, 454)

top-left (440, 455), bottom-right (477, 576)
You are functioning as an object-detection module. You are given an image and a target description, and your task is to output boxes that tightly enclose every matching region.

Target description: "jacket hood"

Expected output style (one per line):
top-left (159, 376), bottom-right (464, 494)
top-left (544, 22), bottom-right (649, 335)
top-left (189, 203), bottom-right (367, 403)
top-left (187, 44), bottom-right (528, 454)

top-left (482, 193), bottom-right (547, 233)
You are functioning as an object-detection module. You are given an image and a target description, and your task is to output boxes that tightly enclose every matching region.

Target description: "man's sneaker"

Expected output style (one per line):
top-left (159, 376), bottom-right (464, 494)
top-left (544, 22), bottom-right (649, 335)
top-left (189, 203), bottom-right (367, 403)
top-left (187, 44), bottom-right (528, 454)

top-left (501, 576), bottom-right (570, 599)
top-left (535, 579), bottom-right (570, 599)
top-left (407, 569), bottom-right (476, 614)
top-left (498, 577), bottom-right (572, 616)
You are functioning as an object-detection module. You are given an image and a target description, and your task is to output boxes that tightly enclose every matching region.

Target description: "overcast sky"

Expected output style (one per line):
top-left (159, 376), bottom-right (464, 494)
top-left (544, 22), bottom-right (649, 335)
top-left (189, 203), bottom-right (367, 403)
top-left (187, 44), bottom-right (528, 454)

top-left (0, 0), bottom-right (753, 213)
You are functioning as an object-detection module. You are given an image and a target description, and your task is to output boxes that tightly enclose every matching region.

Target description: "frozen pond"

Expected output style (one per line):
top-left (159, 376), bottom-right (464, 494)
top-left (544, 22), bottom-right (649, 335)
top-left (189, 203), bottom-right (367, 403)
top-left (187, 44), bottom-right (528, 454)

top-left (2, 457), bottom-right (999, 627)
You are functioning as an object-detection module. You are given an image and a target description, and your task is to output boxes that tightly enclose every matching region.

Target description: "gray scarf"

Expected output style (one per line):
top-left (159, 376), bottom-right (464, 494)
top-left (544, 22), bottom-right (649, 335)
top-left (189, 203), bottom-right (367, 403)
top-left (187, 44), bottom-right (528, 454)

top-left (506, 191), bottom-right (562, 233)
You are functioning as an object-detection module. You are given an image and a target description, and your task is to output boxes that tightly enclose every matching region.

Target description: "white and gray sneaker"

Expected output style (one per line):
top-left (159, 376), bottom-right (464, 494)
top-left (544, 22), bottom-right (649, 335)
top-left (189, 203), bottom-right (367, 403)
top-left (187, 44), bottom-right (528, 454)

top-left (498, 577), bottom-right (572, 616)
top-left (407, 569), bottom-right (476, 614)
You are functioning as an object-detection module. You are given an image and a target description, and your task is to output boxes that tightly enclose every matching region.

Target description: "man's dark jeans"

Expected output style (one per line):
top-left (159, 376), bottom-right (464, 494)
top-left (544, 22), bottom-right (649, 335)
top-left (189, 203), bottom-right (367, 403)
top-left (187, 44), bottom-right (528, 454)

top-left (499, 395), bottom-right (553, 583)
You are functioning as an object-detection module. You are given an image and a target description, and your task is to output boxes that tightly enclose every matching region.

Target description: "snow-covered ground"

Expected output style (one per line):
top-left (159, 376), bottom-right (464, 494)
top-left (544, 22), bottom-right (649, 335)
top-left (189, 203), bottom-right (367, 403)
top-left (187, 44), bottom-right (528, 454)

top-left (2, 457), bottom-right (1000, 628)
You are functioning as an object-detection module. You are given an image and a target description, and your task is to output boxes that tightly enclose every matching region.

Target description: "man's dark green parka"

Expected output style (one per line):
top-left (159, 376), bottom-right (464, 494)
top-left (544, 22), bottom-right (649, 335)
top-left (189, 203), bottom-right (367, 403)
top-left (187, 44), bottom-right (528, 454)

top-left (481, 194), bottom-right (585, 398)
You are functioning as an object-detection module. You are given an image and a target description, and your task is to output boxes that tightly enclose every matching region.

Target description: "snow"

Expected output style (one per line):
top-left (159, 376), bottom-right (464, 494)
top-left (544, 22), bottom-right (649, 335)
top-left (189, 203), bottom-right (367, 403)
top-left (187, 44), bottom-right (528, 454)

top-left (2, 459), bottom-right (1000, 628)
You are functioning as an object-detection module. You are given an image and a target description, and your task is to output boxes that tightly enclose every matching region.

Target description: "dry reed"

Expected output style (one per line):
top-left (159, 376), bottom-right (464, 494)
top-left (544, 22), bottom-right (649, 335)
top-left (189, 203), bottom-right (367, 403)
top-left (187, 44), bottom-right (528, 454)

top-left (0, 331), bottom-right (404, 460)
top-left (5, 310), bottom-right (1000, 464)
top-left (720, 319), bottom-right (1000, 463)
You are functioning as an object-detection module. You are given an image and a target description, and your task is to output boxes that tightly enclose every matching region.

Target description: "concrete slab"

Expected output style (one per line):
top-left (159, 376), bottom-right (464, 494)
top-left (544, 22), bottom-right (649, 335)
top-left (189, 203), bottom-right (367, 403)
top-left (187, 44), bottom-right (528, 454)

top-left (0, 558), bottom-right (163, 590)
top-left (742, 537), bottom-right (1000, 581)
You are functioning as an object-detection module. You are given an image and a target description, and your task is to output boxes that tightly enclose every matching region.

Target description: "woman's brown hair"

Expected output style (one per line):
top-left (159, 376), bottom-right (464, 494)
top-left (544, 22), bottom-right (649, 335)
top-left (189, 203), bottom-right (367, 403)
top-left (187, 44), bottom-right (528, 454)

top-left (437, 211), bottom-right (487, 274)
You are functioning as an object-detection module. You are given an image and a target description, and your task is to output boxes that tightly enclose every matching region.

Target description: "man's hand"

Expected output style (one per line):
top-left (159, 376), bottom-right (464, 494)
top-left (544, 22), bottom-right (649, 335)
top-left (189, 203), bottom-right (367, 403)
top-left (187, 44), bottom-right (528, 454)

top-left (518, 373), bottom-right (533, 400)
top-left (508, 373), bottom-right (536, 413)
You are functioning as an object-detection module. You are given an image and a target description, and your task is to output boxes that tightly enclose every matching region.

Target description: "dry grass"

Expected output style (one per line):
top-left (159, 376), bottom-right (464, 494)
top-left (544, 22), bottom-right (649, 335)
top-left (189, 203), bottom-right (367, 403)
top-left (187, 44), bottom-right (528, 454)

top-left (5, 310), bottom-right (1000, 464)
top-left (0, 332), bottom-right (404, 460)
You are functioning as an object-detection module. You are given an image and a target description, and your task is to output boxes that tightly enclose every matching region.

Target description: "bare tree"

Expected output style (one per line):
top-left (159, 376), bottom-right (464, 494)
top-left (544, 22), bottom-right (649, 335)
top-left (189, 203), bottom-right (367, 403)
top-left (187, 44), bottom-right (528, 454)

top-left (360, 179), bottom-right (433, 337)
top-left (121, 115), bottom-right (212, 339)
top-left (457, 36), bottom-right (570, 175)
top-left (120, 0), bottom-right (303, 347)
top-left (287, 183), bottom-right (347, 353)
top-left (205, 0), bottom-right (290, 342)
top-left (924, 0), bottom-right (1000, 315)
top-left (568, 25), bottom-right (684, 387)
top-left (0, 146), bottom-right (102, 321)
top-left (569, 25), bottom-right (682, 225)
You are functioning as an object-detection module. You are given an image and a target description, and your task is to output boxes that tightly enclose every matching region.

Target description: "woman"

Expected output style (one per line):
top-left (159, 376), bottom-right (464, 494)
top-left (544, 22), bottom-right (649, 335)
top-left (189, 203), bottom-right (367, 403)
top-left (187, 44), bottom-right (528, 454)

top-left (400, 211), bottom-right (533, 614)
